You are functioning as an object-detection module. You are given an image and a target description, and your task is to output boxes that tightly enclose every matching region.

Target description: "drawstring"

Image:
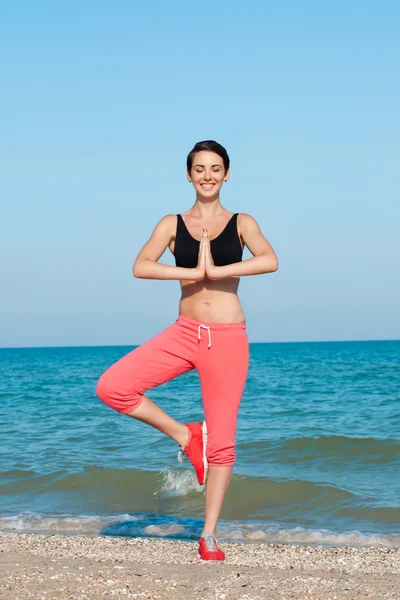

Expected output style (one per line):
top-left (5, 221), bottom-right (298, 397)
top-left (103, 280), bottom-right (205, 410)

top-left (198, 324), bottom-right (211, 349)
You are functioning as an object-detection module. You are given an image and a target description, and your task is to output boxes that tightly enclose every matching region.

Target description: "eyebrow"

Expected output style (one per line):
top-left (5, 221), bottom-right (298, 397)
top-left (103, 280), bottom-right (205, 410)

top-left (193, 164), bottom-right (222, 168)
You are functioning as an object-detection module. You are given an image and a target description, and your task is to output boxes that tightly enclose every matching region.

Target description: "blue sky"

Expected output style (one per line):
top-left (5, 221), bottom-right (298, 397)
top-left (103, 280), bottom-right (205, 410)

top-left (1, 1), bottom-right (399, 347)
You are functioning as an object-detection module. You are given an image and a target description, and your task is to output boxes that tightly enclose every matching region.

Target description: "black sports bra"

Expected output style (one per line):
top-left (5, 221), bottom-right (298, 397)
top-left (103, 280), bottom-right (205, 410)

top-left (174, 213), bottom-right (243, 269)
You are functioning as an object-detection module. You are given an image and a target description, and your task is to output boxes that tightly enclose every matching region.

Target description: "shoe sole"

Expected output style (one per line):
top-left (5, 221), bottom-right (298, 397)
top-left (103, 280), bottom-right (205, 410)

top-left (197, 552), bottom-right (225, 561)
top-left (202, 420), bottom-right (208, 485)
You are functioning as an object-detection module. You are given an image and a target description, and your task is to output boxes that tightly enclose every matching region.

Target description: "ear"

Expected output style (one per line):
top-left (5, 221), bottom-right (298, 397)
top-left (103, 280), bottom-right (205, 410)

top-left (186, 171), bottom-right (192, 183)
top-left (224, 168), bottom-right (230, 182)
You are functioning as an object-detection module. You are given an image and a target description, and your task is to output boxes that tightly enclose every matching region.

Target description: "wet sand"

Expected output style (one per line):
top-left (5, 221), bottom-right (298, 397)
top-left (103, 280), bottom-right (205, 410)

top-left (1, 532), bottom-right (399, 599)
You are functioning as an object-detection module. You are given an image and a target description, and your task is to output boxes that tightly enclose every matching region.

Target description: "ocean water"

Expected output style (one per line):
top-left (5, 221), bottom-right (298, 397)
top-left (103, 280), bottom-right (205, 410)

top-left (0, 339), bottom-right (399, 548)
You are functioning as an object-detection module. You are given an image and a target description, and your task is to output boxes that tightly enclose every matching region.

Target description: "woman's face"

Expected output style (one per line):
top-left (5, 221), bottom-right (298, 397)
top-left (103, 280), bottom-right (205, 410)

top-left (187, 151), bottom-right (229, 198)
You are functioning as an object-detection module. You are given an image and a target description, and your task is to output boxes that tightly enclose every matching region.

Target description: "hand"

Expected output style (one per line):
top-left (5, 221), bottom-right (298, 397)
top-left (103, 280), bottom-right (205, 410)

top-left (203, 229), bottom-right (220, 280)
top-left (192, 233), bottom-right (206, 281)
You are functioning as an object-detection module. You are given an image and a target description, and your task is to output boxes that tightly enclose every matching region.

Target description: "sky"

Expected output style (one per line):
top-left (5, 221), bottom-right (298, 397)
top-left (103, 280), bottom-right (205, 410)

top-left (1, 0), bottom-right (399, 347)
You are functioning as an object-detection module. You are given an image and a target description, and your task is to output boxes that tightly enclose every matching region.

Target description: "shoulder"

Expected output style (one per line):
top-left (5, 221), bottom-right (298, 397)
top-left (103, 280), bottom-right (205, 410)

top-left (154, 213), bottom-right (178, 228)
top-left (237, 213), bottom-right (261, 233)
top-left (150, 214), bottom-right (178, 239)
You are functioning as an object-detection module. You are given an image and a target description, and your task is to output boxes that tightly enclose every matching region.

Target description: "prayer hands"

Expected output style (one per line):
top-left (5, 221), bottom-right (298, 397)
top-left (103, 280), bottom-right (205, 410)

top-left (193, 229), bottom-right (219, 281)
top-left (194, 233), bottom-right (206, 281)
top-left (202, 229), bottom-right (219, 280)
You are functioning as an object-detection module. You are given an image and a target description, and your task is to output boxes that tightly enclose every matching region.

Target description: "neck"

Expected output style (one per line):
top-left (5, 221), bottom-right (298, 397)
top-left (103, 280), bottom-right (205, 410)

top-left (192, 198), bottom-right (224, 218)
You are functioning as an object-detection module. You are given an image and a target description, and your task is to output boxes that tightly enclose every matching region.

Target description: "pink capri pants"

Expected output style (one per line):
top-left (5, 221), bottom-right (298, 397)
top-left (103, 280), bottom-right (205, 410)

top-left (96, 314), bottom-right (249, 466)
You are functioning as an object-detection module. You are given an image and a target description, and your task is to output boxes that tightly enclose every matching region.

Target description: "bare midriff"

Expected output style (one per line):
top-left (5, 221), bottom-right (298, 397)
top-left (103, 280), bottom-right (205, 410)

top-left (177, 277), bottom-right (245, 324)
top-left (168, 213), bottom-right (246, 324)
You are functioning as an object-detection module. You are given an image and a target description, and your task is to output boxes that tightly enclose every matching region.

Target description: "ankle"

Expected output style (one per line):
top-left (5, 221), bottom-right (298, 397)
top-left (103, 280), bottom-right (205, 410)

top-left (176, 424), bottom-right (190, 448)
top-left (201, 530), bottom-right (216, 539)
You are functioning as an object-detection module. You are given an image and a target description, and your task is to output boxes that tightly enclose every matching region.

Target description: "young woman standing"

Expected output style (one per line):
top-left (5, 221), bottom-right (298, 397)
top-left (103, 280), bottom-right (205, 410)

top-left (96, 140), bottom-right (278, 560)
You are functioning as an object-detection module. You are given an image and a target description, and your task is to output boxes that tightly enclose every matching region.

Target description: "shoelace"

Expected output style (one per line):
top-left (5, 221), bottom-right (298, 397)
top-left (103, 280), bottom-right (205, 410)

top-left (204, 534), bottom-right (218, 552)
top-left (177, 447), bottom-right (185, 463)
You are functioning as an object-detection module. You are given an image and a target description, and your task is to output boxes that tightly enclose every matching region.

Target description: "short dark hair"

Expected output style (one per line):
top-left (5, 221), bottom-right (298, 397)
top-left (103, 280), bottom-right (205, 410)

top-left (186, 140), bottom-right (230, 173)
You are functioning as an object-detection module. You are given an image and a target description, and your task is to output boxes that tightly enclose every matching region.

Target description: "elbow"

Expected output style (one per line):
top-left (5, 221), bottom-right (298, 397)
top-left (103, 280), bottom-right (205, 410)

top-left (266, 255), bottom-right (278, 273)
top-left (133, 258), bottom-right (155, 279)
top-left (133, 260), bottom-right (144, 278)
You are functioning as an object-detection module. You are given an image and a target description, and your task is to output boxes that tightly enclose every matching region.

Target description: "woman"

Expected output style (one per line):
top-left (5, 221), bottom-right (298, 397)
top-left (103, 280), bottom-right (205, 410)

top-left (96, 140), bottom-right (278, 560)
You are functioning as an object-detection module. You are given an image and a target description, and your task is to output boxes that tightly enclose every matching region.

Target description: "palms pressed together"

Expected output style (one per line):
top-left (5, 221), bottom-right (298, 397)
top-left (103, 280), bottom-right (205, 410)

top-left (195, 229), bottom-right (220, 281)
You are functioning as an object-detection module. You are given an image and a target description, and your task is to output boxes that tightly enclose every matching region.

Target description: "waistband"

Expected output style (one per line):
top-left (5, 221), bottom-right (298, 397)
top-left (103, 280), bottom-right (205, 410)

top-left (176, 314), bottom-right (246, 331)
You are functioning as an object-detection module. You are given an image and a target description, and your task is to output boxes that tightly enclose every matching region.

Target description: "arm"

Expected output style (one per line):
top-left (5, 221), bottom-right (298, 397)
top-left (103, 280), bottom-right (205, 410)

top-left (133, 214), bottom-right (205, 281)
top-left (206, 213), bottom-right (278, 280)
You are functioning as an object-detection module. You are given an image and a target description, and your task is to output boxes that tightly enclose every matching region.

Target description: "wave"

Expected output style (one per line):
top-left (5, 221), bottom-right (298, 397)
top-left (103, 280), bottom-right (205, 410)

top-left (0, 466), bottom-right (203, 497)
top-left (2, 465), bottom-right (400, 532)
top-left (237, 435), bottom-right (400, 463)
top-left (1, 464), bottom-right (356, 502)
top-left (1, 511), bottom-right (399, 548)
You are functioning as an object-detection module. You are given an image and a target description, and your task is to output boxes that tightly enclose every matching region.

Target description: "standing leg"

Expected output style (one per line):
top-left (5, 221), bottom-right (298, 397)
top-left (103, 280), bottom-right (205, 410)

top-left (196, 327), bottom-right (249, 538)
top-left (96, 323), bottom-right (194, 448)
top-left (202, 465), bottom-right (233, 537)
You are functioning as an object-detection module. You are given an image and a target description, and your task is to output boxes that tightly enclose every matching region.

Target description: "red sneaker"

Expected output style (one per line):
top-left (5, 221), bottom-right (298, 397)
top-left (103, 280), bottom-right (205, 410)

top-left (199, 535), bottom-right (225, 561)
top-left (177, 421), bottom-right (208, 485)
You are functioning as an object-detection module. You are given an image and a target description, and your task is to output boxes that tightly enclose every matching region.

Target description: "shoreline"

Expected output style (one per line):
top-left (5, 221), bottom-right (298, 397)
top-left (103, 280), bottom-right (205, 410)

top-left (1, 532), bottom-right (399, 599)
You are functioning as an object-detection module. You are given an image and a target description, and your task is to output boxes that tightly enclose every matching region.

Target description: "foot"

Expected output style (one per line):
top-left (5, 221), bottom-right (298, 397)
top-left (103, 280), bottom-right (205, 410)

top-left (177, 421), bottom-right (208, 485)
top-left (199, 534), bottom-right (225, 561)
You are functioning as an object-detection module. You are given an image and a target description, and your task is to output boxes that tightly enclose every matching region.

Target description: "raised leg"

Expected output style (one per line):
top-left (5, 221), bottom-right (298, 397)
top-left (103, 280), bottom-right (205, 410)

top-left (126, 395), bottom-right (188, 448)
top-left (96, 324), bottom-right (194, 449)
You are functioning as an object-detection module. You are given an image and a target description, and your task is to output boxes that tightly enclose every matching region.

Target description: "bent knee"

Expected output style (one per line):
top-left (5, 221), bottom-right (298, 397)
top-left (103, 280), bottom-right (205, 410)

top-left (96, 371), bottom-right (143, 414)
top-left (95, 372), bottom-right (113, 405)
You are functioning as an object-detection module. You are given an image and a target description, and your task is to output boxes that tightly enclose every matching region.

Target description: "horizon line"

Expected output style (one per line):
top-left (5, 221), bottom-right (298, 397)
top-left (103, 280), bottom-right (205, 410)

top-left (1, 338), bottom-right (399, 350)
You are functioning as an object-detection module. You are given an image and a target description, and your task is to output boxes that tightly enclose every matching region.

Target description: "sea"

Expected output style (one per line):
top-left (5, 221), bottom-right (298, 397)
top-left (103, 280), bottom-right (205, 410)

top-left (0, 339), bottom-right (399, 548)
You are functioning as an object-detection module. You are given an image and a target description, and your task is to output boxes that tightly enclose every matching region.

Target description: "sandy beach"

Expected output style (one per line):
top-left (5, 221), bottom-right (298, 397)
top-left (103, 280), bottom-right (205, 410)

top-left (0, 533), bottom-right (399, 599)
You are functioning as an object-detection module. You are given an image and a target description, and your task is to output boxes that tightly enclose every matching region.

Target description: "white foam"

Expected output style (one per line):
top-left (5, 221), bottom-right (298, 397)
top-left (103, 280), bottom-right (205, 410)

top-left (157, 468), bottom-right (203, 497)
top-left (217, 522), bottom-right (400, 548)
top-left (0, 512), bottom-right (137, 535)
top-left (1, 512), bottom-right (399, 547)
top-left (143, 524), bottom-right (185, 536)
